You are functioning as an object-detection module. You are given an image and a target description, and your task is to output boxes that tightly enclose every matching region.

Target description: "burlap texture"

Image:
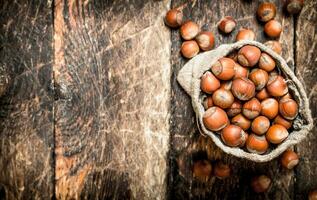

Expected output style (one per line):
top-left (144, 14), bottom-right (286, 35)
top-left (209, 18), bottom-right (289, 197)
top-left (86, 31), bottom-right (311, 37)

top-left (177, 40), bottom-right (313, 162)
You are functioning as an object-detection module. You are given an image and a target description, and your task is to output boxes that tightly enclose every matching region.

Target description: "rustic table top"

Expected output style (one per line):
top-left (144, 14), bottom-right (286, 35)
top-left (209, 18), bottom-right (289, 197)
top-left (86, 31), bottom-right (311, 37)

top-left (0, 0), bottom-right (316, 199)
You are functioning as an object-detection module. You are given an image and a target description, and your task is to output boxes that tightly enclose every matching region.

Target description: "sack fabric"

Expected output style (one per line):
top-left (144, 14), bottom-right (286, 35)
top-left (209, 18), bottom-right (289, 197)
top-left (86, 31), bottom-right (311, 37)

top-left (177, 40), bottom-right (313, 162)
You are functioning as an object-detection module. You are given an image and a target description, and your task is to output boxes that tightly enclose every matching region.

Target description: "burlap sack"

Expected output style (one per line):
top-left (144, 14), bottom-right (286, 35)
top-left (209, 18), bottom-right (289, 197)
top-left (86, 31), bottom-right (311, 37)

top-left (177, 40), bottom-right (313, 162)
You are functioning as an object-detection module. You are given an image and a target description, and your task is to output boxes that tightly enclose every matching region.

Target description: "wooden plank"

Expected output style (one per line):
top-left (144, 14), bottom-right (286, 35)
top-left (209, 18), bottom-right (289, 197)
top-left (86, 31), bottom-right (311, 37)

top-left (53, 0), bottom-right (171, 199)
top-left (169, 0), bottom-right (295, 199)
top-left (294, 0), bottom-right (317, 198)
top-left (0, 0), bottom-right (54, 199)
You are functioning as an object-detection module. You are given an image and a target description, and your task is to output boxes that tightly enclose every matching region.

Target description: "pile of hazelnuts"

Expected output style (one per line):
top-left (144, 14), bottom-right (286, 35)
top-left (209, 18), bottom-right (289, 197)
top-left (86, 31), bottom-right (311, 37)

top-left (201, 44), bottom-right (299, 154)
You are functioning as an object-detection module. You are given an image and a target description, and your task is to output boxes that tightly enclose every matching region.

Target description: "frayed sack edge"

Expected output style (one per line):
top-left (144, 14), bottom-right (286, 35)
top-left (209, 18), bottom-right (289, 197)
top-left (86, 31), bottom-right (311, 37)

top-left (177, 40), bottom-right (313, 162)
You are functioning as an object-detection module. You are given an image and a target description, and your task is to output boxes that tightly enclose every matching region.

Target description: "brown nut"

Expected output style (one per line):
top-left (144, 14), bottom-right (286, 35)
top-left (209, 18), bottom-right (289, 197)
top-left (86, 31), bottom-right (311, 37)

top-left (180, 21), bottom-right (199, 40)
top-left (285, 0), bottom-right (304, 14)
top-left (236, 29), bottom-right (256, 41)
top-left (220, 80), bottom-right (233, 90)
top-left (242, 98), bottom-right (261, 119)
top-left (266, 124), bottom-right (289, 144)
top-left (165, 8), bottom-right (183, 28)
top-left (231, 114), bottom-right (251, 131)
top-left (251, 175), bottom-right (271, 193)
top-left (256, 88), bottom-right (270, 100)
top-left (264, 20), bottom-right (282, 38)
top-left (257, 2), bottom-right (277, 22)
top-left (261, 98), bottom-right (279, 119)
top-left (251, 116), bottom-right (270, 135)
top-left (218, 16), bottom-right (236, 34)
top-left (181, 40), bottom-right (200, 58)
top-left (212, 88), bottom-right (235, 109)
top-left (231, 77), bottom-right (256, 101)
top-left (246, 134), bottom-right (269, 154)
top-left (259, 52), bottom-right (276, 72)
top-left (211, 58), bottom-right (236, 80)
top-left (203, 106), bottom-right (229, 131)
top-left (203, 96), bottom-right (213, 110)
top-left (249, 69), bottom-right (269, 90)
top-left (221, 125), bottom-right (246, 147)
top-left (309, 190), bottom-right (317, 200)
top-left (267, 75), bottom-right (288, 97)
top-left (226, 100), bottom-right (242, 117)
top-left (264, 40), bottom-right (282, 55)
top-left (279, 98), bottom-right (299, 120)
top-left (200, 71), bottom-right (221, 94)
top-left (213, 162), bottom-right (231, 179)
top-left (192, 160), bottom-right (212, 182)
top-left (238, 45), bottom-right (261, 67)
top-left (234, 62), bottom-right (249, 78)
top-left (273, 115), bottom-right (292, 129)
top-left (195, 31), bottom-right (215, 51)
top-left (280, 150), bottom-right (299, 169)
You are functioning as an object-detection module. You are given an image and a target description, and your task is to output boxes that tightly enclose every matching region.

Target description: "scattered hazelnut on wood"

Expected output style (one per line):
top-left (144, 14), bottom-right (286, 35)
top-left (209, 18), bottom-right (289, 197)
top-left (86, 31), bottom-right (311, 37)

top-left (257, 2), bottom-right (277, 22)
top-left (264, 20), bottom-right (282, 38)
top-left (285, 0), bottom-right (304, 14)
top-left (213, 162), bottom-right (231, 179)
top-left (181, 40), bottom-right (200, 58)
top-left (280, 149), bottom-right (299, 169)
top-left (195, 31), bottom-right (215, 51)
top-left (218, 16), bottom-right (236, 34)
top-left (180, 21), bottom-right (200, 40)
top-left (309, 190), bottom-right (317, 200)
top-left (165, 8), bottom-right (183, 28)
top-left (251, 175), bottom-right (271, 193)
top-left (192, 160), bottom-right (212, 182)
top-left (236, 29), bottom-right (256, 41)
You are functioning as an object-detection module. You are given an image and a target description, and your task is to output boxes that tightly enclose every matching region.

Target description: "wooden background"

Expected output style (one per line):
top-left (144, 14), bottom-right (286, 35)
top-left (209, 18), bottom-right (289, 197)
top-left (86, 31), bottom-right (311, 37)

top-left (0, 0), bottom-right (316, 199)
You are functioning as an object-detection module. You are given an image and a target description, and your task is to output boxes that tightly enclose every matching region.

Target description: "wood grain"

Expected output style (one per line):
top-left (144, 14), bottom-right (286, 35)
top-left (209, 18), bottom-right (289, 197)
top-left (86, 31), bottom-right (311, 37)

top-left (53, 0), bottom-right (171, 199)
top-left (169, 0), bottom-right (296, 199)
top-left (294, 0), bottom-right (317, 199)
top-left (0, 0), bottom-right (54, 199)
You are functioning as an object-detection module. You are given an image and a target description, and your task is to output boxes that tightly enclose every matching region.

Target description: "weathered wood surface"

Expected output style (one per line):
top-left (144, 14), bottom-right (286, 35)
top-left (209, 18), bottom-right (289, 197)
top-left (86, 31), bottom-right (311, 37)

top-left (169, 0), bottom-right (302, 199)
top-left (53, 0), bottom-right (171, 199)
top-left (0, 0), bottom-right (316, 199)
top-left (294, 0), bottom-right (317, 199)
top-left (0, 0), bottom-right (54, 199)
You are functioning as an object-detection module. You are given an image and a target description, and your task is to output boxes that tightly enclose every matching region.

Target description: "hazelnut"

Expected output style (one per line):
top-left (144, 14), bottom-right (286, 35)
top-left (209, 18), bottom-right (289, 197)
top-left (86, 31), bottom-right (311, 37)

top-left (249, 69), bottom-right (269, 90)
top-left (192, 160), bottom-right (212, 182)
top-left (236, 29), bottom-right (256, 41)
top-left (259, 52), bottom-right (276, 72)
top-left (267, 75), bottom-right (288, 97)
top-left (165, 8), bottom-right (183, 28)
top-left (213, 162), bottom-right (231, 179)
top-left (246, 134), bottom-right (269, 154)
top-left (273, 115), bottom-right (293, 129)
top-left (264, 20), bottom-right (282, 38)
top-left (266, 124), bottom-right (289, 144)
top-left (309, 190), bottom-right (317, 200)
top-left (181, 40), bottom-right (200, 58)
top-left (256, 88), bottom-right (270, 100)
top-left (251, 116), bottom-right (270, 135)
top-left (231, 114), bottom-right (251, 131)
top-left (231, 77), bottom-right (256, 101)
top-left (221, 125), bottom-right (246, 147)
top-left (211, 58), bottom-right (236, 80)
top-left (218, 16), bottom-right (236, 34)
top-left (242, 98), bottom-right (261, 119)
top-left (220, 81), bottom-right (233, 90)
top-left (234, 62), bottom-right (249, 78)
top-left (264, 40), bottom-right (282, 55)
top-left (280, 149), bottom-right (299, 169)
top-left (238, 45), bottom-right (261, 67)
top-left (285, 0), bottom-right (304, 14)
top-left (251, 175), bottom-right (271, 193)
top-left (226, 100), bottom-right (242, 117)
top-left (200, 71), bottom-right (221, 94)
top-left (203, 106), bottom-right (229, 131)
top-left (180, 21), bottom-right (199, 40)
top-left (212, 88), bottom-right (235, 109)
top-left (239, 131), bottom-right (249, 147)
top-left (203, 96), bottom-right (213, 110)
top-left (257, 2), bottom-right (277, 22)
top-left (279, 98), bottom-right (298, 120)
top-left (195, 31), bottom-right (215, 51)
top-left (261, 98), bottom-right (279, 119)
